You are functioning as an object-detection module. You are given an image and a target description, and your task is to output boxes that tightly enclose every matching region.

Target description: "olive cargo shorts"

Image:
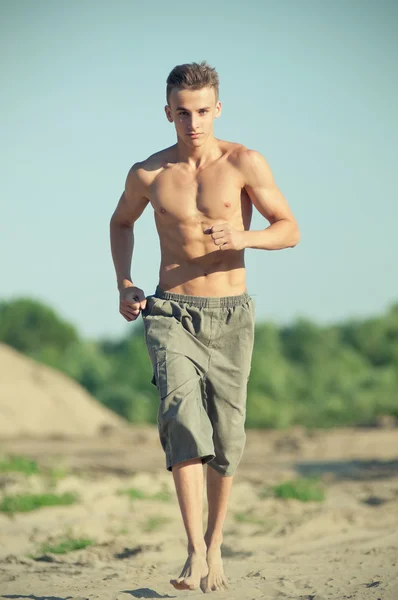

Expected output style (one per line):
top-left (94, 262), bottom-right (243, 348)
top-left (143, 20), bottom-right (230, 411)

top-left (142, 286), bottom-right (255, 476)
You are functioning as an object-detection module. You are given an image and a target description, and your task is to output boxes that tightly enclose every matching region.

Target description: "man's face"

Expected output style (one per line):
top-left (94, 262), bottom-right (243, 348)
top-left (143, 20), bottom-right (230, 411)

top-left (165, 86), bottom-right (221, 147)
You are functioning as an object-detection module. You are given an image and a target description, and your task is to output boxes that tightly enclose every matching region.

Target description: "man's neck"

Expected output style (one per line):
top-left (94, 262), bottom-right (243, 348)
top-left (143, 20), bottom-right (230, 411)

top-left (175, 135), bottom-right (222, 169)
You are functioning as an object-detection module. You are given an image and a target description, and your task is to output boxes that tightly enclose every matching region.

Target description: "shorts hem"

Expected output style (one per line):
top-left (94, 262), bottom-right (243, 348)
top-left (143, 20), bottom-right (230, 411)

top-left (207, 462), bottom-right (237, 477)
top-left (166, 452), bottom-right (215, 472)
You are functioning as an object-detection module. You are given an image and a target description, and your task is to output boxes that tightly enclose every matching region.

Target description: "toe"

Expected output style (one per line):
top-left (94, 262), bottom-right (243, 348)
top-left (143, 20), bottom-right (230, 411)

top-left (175, 576), bottom-right (199, 591)
top-left (200, 577), bottom-right (208, 593)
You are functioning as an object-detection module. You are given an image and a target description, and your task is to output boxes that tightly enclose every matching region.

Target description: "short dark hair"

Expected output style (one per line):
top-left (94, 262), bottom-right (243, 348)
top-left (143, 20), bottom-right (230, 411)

top-left (166, 61), bottom-right (219, 103)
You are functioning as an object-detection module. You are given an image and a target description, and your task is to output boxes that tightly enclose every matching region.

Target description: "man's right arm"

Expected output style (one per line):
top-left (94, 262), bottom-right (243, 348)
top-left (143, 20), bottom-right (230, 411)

top-left (110, 164), bottom-right (149, 320)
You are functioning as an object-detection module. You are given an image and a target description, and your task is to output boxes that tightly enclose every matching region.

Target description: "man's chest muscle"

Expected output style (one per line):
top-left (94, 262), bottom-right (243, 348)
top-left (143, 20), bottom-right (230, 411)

top-left (149, 166), bottom-right (242, 221)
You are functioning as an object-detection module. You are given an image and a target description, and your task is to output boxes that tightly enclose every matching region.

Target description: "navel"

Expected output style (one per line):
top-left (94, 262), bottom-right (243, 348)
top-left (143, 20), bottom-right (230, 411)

top-left (224, 202), bottom-right (231, 208)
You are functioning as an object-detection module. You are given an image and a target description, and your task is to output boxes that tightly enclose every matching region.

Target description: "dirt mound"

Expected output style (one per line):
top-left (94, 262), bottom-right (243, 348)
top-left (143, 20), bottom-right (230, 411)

top-left (0, 343), bottom-right (128, 437)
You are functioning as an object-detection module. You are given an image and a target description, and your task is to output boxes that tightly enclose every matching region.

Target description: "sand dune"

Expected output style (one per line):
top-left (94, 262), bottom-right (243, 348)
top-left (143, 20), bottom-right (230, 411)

top-left (0, 343), bottom-right (127, 437)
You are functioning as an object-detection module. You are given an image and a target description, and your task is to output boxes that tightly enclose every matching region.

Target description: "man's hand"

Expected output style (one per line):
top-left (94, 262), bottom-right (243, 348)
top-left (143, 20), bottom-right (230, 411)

top-left (119, 286), bottom-right (146, 322)
top-left (205, 224), bottom-right (247, 251)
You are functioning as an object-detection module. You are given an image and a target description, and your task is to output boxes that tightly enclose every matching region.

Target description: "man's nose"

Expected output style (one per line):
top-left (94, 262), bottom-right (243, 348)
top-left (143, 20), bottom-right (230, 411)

top-left (189, 116), bottom-right (199, 130)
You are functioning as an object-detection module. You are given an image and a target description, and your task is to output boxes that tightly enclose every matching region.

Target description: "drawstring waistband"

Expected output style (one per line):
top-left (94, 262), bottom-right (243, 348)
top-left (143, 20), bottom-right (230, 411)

top-left (154, 286), bottom-right (251, 309)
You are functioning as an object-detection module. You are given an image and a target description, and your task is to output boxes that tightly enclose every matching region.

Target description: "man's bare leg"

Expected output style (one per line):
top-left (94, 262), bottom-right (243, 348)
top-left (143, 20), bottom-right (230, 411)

top-left (170, 458), bottom-right (209, 591)
top-left (201, 465), bottom-right (233, 592)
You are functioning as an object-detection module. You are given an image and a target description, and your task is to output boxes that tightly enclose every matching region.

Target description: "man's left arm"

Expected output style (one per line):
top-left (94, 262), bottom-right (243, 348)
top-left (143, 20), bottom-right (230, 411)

top-left (241, 149), bottom-right (300, 250)
top-left (209, 149), bottom-right (300, 251)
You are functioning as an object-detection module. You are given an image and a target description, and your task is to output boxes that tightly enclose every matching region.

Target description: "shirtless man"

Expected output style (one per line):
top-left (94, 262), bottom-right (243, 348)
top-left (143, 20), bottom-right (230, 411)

top-left (110, 61), bottom-right (300, 593)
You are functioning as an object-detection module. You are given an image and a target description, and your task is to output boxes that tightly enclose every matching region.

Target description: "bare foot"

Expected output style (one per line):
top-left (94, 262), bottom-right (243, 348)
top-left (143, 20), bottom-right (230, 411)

top-left (170, 550), bottom-right (209, 591)
top-left (200, 545), bottom-right (228, 593)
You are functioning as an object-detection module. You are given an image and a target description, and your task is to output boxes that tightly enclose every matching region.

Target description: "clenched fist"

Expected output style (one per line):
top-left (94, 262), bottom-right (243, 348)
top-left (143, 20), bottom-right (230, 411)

top-left (119, 285), bottom-right (146, 322)
top-left (205, 223), bottom-right (247, 251)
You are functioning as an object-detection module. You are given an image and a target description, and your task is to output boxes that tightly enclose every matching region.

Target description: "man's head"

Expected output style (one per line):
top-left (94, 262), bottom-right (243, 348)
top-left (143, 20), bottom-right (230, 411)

top-left (166, 61), bottom-right (219, 104)
top-left (165, 61), bottom-right (222, 147)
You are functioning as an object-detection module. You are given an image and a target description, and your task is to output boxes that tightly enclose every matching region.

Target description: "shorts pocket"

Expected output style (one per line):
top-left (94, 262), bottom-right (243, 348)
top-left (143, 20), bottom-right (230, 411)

top-left (142, 295), bottom-right (162, 318)
top-left (153, 348), bottom-right (168, 398)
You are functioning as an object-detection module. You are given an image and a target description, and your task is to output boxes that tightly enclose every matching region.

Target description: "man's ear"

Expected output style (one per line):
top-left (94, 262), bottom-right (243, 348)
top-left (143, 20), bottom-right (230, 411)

top-left (214, 100), bottom-right (222, 119)
top-left (164, 105), bottom-right (173, 123)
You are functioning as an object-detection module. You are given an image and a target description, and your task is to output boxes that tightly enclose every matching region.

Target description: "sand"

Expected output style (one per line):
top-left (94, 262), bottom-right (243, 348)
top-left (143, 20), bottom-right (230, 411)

top-left (0, 343), bottom-right (128, 437)
top-left (1, 426), bottom-right (397, 599)
top-left (0, 343), bottom-right (397, 598)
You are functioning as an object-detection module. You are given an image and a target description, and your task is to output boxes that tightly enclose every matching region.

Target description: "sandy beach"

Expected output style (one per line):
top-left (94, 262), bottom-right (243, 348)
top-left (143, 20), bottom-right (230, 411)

top-left (1, 425), bottom-right (397, 599)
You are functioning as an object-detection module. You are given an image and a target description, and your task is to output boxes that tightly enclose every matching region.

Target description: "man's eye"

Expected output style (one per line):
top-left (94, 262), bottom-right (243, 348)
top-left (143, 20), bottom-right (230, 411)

top-left (200, 110), bottom-right (208, 114)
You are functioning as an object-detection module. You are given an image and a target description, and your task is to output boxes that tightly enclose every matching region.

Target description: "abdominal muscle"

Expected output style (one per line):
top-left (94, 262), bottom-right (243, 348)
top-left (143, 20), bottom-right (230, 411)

top-left (156, 217), bottom-right (247, 297)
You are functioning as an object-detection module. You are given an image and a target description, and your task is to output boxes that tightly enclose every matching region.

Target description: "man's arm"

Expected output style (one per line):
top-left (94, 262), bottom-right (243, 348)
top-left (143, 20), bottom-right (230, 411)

top-left (208, 149), bottom-right (300, 252)
top-left (240, 149), bottom-right (300, 250)
top-left (110, 164), bottom-right (149, 290)
top-left (110, 164), bottom-right (149, 321)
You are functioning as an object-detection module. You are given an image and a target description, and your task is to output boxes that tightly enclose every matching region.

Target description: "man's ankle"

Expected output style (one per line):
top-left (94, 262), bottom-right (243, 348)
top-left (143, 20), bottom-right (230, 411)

top-left (187, 541), bottom-right (207, 555)
top-left (204, 533), bottom-right (223, 548)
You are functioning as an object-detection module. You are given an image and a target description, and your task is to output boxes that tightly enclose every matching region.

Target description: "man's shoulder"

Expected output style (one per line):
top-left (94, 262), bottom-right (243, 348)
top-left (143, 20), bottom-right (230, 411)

top-left (223, 141), bottom-right (264, 168)
top-left (129, 146), bottom-right (176, 182)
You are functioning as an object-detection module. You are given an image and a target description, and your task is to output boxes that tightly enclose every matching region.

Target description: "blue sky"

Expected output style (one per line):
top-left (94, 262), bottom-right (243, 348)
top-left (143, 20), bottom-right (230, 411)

top-left (1, 0), bottom-right (397, 340)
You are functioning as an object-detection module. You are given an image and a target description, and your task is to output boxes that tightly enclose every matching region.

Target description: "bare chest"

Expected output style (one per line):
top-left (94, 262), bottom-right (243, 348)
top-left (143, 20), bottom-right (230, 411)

top-left (148, 163), bottom-right (243, 222)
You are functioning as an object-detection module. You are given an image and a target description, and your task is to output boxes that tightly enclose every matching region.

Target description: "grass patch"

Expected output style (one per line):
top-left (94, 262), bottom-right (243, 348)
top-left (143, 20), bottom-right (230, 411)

top-left (151, 489), bottom-right (172, 502)
top-left (118, 486), bottom-right (172, 502)
top-left (119, 488), bottom-right (147, 500)
top-left (234, 511), bottom-right (266, 525)
top-left (0, 455), bottom-right (40, 476)
top-left (34, 537), bottom-right (94, 555)
top-left (116, 526), bottom-right (129, 535)
top-left (262, 478), bottom-right (325, 502)
top-left (42, 465), bottom-right (72, 492)
top-left (107, 525), bottom-right (129, 536)
top-left (141, 516), bottom-right (170, 532)
top-left (0, 491), bottom-right (79, 514)
top-left (0, 454), bottom-right (71, 486)
top-left (45, 465), bottom-right (71, 481)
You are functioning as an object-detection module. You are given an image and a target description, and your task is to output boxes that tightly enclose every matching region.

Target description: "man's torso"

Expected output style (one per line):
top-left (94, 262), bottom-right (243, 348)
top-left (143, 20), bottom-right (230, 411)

top-left (138, 140), bottom-right (252, 296)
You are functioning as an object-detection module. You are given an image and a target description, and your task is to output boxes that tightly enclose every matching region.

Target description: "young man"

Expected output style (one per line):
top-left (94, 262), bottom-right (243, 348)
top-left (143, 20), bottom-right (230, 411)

top-left (110, 61), bottom-right (300, 593)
